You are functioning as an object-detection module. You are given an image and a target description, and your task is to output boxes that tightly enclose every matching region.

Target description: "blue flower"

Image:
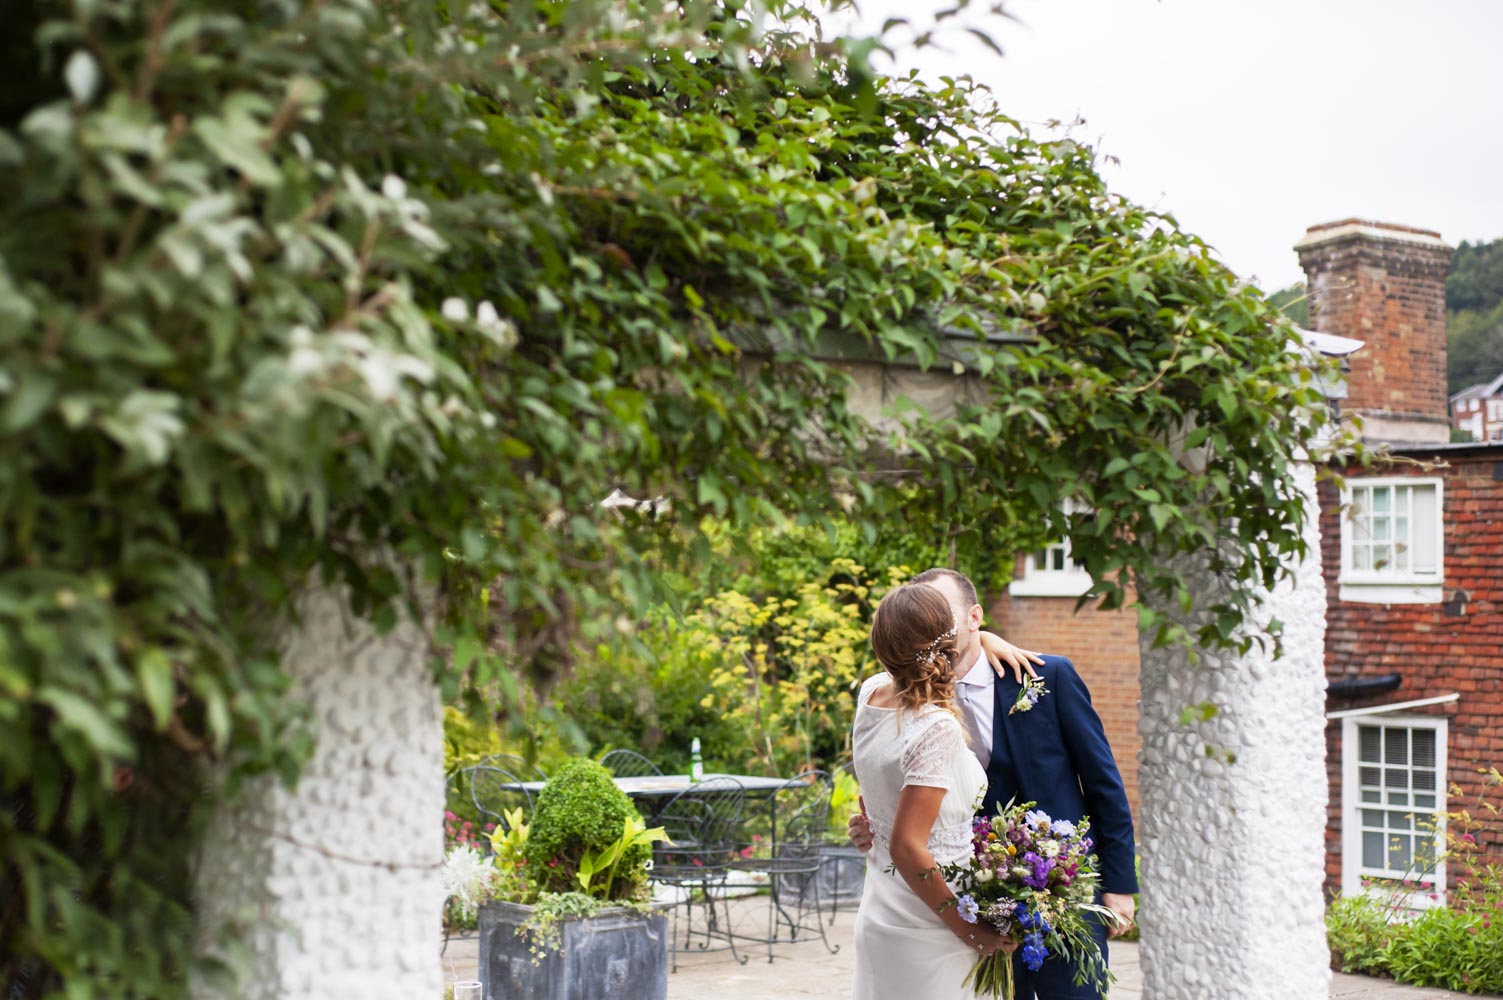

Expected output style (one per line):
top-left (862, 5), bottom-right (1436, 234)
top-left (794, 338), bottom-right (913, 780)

top-left (956, 894), bottom-right (979, 924)
top-left (1020, 932), bottom-right (1048, 971)
top-left (1024, 809), bottom-right (1052, 831)
top-left (1015, 905), bottom-right (1052, 935)
top-left (1049, 819), bottom-right (1077, 838)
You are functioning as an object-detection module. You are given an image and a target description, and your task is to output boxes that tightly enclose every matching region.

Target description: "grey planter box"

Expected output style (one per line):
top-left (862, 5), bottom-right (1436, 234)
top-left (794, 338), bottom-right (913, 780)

top-left (477, 900), bottom-right (668, 1000)
top-left (814, 843), bottom-right (867, 907)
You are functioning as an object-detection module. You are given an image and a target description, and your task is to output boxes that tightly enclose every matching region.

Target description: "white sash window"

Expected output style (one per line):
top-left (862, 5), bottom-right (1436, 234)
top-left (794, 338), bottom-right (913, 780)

top-left (1339, 477), bottom-right (1443, 604)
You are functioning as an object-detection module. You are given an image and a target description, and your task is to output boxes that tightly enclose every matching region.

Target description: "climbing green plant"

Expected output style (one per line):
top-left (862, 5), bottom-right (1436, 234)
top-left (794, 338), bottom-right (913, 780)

top-left (1, 0), bottom-right (1347, 995)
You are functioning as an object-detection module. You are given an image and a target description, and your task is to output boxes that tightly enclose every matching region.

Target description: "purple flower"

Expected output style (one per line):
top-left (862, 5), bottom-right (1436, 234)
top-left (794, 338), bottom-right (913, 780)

top-left (1020, 851), bottom-right (1055, 889)
top-left (956, 894), bottom-right (980, 923)
top-left (1050, 819), bottom-right (1077, 838)
top-left (1024, 809), bottom-right (1052, 831)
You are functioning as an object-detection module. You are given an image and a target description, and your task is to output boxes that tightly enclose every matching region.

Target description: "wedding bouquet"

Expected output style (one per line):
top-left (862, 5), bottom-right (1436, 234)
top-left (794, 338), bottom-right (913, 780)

top-left (938, 801), bottom-right (1113, 999)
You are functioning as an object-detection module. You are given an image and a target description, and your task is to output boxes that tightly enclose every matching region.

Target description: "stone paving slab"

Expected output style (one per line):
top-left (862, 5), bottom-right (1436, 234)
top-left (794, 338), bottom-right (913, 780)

top-left (442, 897), bottom-right (1490, 998)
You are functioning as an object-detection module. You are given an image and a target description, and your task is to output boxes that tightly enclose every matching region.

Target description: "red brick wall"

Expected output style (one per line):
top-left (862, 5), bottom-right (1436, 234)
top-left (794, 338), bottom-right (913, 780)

top-left (987, 589), bottom-right (1142, 821)
top-left (1319, 452), bottom-right (1503, 896)
top-left (1297, 219), bottom-right (1452, 429)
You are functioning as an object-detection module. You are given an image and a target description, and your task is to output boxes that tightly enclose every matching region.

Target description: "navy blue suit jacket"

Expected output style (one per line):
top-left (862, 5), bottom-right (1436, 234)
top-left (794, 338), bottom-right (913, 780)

top-left (979, 654), bottom-right (1138, 895)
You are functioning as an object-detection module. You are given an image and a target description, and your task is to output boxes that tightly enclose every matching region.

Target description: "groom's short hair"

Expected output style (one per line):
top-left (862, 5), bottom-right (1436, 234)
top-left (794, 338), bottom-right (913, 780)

top-left (910, 568), bottom-right (979, 608)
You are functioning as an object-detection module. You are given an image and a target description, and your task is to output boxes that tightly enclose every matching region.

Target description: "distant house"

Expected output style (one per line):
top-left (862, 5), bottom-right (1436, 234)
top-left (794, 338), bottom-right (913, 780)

top-left (1450, 372), bottom-right (1503, 442)
top-left (989, 219), bottom-right (1503, 906)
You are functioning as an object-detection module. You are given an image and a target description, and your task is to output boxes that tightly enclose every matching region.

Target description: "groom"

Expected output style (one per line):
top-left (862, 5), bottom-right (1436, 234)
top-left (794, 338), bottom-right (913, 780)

top-left (850, 567), bottom-right (1137, 1000)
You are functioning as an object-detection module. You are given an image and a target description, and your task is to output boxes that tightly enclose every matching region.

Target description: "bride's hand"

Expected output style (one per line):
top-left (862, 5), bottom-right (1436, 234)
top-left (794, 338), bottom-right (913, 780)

top-left (978, 631), bottom-right (1044, 684)
top-left (963, 924), bottom-right (1016, 957)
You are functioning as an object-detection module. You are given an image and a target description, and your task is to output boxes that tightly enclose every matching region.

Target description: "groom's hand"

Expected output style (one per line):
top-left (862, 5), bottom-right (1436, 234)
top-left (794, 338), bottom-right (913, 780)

top-left (1101, 892), bottom-right (1136, 939)
top-left (847, 795), bottom-right (874, 853)
top-left (979, 631), bottom-right (1045, 684)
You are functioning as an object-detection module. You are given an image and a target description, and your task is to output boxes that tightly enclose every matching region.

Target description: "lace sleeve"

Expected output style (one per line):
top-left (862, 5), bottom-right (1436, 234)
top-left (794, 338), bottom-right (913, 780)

top-left (900, 712), bottom-right (966, 789)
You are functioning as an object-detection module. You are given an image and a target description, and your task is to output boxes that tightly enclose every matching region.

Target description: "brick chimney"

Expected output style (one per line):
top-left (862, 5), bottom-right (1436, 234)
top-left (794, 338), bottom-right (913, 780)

top-left (1294, 219), bottom-right (1453, 444)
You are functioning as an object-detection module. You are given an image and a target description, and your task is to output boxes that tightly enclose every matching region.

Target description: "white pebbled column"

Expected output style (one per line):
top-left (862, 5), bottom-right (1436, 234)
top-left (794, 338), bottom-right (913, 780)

top-left (194, 585), bottom-right (444, 1000)
top-left (1135, 462), bottom-right (1331, 1000)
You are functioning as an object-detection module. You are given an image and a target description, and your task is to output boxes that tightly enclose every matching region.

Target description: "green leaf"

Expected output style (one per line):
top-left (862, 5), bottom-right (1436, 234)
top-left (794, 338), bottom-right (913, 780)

top-left (38, 687), bottom-right (132, 758)
top-left (136, 650), bottom-right (175, 730)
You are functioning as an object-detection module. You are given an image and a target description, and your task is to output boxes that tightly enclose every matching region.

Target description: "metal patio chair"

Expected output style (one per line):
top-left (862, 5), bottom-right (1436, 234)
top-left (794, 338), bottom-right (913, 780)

top-left (728, 769), bottom-right (839, 961)
top-left (599, 748), bottom-right (664, 778)
top-left (648, 776), bottom-right (749, 972)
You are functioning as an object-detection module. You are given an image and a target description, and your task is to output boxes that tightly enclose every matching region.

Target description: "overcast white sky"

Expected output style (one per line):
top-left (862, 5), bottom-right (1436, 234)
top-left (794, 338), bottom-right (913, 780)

top-left (827, 0), bottom-right (1503, 291)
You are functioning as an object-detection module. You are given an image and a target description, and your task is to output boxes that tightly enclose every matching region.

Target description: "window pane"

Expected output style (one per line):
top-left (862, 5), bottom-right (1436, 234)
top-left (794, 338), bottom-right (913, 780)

top-left (1372, 545), bottom-right (1394, 571)
top-left (1409, 486), bottom-right (1439, 574)
top-left (1386, 729), bottom-right (1409, 766)
top-left (1363, 831), bottom-right (1385, 869)
top-left (1388, 836), bottom-right (1412, 871)
top-left (1412, 729), bottom-right (1436, 769)
top-left (1051, 548), bottom-right (1065, 571)
top-left (1359, 728), bottom-right (1381, 764)
top-left (1416, 836), bottom-right (1437, 867)
top-left (1373, 518), bottom-right (1389, 542)
top-left (1352, 545), bottom-right (1371, 571)
top-left (1362, 790), bottom-right (1382, 803)
top-left (1388, 811), bottom-right (1413, 830)
top-left (1360, 766), bottom-right (1381, 788)
top-left (1373, 488), bottom-right (1392, 514)
top-left (1414, 768), bottom-right (1436, 791)
top-left (1386, 769), bottom-right (1407, 788)
top-left (1033, 552), bottom-right (1048, 572)
top-left (1362, 809), bottom-right (1383, 828)
top-left (1388, 791), bottom-right (1409, 806)
top-left (1414, 793), bottom-right (1436, 809)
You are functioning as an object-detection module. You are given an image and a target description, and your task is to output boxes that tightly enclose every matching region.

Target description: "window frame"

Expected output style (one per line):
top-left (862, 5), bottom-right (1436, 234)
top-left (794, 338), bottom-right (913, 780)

top-left (1340, 714), bottom-right (1448, 909)
top-left (1338, 476), bottom-right (1444, 604)
top-left (1007, 502), bottom-right (1095, 598)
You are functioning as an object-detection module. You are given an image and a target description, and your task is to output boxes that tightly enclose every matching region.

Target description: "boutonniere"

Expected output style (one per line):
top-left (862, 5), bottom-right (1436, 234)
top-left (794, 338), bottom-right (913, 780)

top-left (1009, 675), bottom-right (1049, 716)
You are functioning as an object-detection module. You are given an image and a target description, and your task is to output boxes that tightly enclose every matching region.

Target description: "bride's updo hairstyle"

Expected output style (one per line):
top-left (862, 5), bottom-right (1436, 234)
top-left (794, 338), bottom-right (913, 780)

top-left (869, 583), bottom-right (961, 717)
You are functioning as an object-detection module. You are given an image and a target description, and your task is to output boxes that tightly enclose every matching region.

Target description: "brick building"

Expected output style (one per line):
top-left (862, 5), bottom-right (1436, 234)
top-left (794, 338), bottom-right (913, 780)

top-left (1299, 220), bottom-right (1503, 903)
top-left (987, 219), bottom-right (1503, 903)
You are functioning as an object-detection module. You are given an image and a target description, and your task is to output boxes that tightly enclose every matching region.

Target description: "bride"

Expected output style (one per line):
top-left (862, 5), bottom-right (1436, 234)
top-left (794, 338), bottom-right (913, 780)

top-left (851, 582), bottom-right (1014, 999)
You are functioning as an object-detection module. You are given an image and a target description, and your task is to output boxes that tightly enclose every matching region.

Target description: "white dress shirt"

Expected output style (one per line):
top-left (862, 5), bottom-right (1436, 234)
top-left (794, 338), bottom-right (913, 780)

top-left (953, 649), bottom-right (994, 771)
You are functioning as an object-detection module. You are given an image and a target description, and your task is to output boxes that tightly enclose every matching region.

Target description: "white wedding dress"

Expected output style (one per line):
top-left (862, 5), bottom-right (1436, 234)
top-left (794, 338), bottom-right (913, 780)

top-left (851, 673), bottom-right (988, 1000)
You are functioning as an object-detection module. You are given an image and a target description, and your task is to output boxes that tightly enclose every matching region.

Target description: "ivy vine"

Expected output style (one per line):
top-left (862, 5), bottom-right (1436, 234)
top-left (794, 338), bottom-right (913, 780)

top-left (0, 0), bottom-right (1345, 994)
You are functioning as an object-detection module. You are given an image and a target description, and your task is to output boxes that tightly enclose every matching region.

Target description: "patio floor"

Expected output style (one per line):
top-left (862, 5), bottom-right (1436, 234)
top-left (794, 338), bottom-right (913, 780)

top-left (442, 895), bottom-right (1479, 998)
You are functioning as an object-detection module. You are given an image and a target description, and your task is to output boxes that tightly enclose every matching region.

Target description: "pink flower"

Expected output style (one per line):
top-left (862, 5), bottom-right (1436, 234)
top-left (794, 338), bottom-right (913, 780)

top-left (445, 810), bottom-right (457, 821)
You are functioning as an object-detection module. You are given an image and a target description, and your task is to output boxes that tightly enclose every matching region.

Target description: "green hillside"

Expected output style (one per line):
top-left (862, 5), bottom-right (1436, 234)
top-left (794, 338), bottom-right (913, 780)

top-left (1446, 238), bottom-right (1503, 393)
top-left (1268, 234), bottom-right (1503, 393)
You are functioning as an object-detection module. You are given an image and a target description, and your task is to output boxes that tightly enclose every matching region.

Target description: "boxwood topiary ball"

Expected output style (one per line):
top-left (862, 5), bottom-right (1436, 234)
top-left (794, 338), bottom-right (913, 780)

top-left (524, 757), bottom-right (650, 899)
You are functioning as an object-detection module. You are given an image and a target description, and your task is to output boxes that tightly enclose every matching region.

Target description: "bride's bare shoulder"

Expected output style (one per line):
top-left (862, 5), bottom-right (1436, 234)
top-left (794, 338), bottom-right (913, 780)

top-left (859, 673), bottom-right (896, 708)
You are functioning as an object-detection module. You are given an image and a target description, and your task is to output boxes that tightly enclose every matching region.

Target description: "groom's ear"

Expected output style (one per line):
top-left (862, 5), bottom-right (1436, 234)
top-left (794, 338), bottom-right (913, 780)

top-left (966, 603), bottom-right (983, 631)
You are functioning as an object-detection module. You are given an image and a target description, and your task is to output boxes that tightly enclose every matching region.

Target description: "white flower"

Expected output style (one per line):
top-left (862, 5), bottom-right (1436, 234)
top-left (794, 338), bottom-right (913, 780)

top-left (381, 174), bottom-right (408, 201)
top-left (475, 300), bottom-right (502, 329)
top-left (975, 867), bottom-right (995, 884)
top-left (440, 845), bottom-right (497, 920)
top-left (358, 348), bottom-right (434, 401)
top-left (1041, 841), bottom-right (1060, 859)
top-left (441, 297), bottom-right (469, 322)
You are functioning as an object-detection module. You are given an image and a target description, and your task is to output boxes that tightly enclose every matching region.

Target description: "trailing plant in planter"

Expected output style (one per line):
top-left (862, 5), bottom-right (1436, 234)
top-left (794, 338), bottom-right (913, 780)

top-left (441, 758), bottom-right (669, 973)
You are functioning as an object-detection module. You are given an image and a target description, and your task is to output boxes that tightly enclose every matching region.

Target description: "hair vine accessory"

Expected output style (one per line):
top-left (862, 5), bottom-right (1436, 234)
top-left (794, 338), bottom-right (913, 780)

top-left (914, 624), bottom-right (958, 666)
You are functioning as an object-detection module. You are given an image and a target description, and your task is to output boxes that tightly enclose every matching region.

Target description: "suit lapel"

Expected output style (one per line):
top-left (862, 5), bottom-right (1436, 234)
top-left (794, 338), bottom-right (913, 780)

top-left (991, 676), bottom-right (1029, 796)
